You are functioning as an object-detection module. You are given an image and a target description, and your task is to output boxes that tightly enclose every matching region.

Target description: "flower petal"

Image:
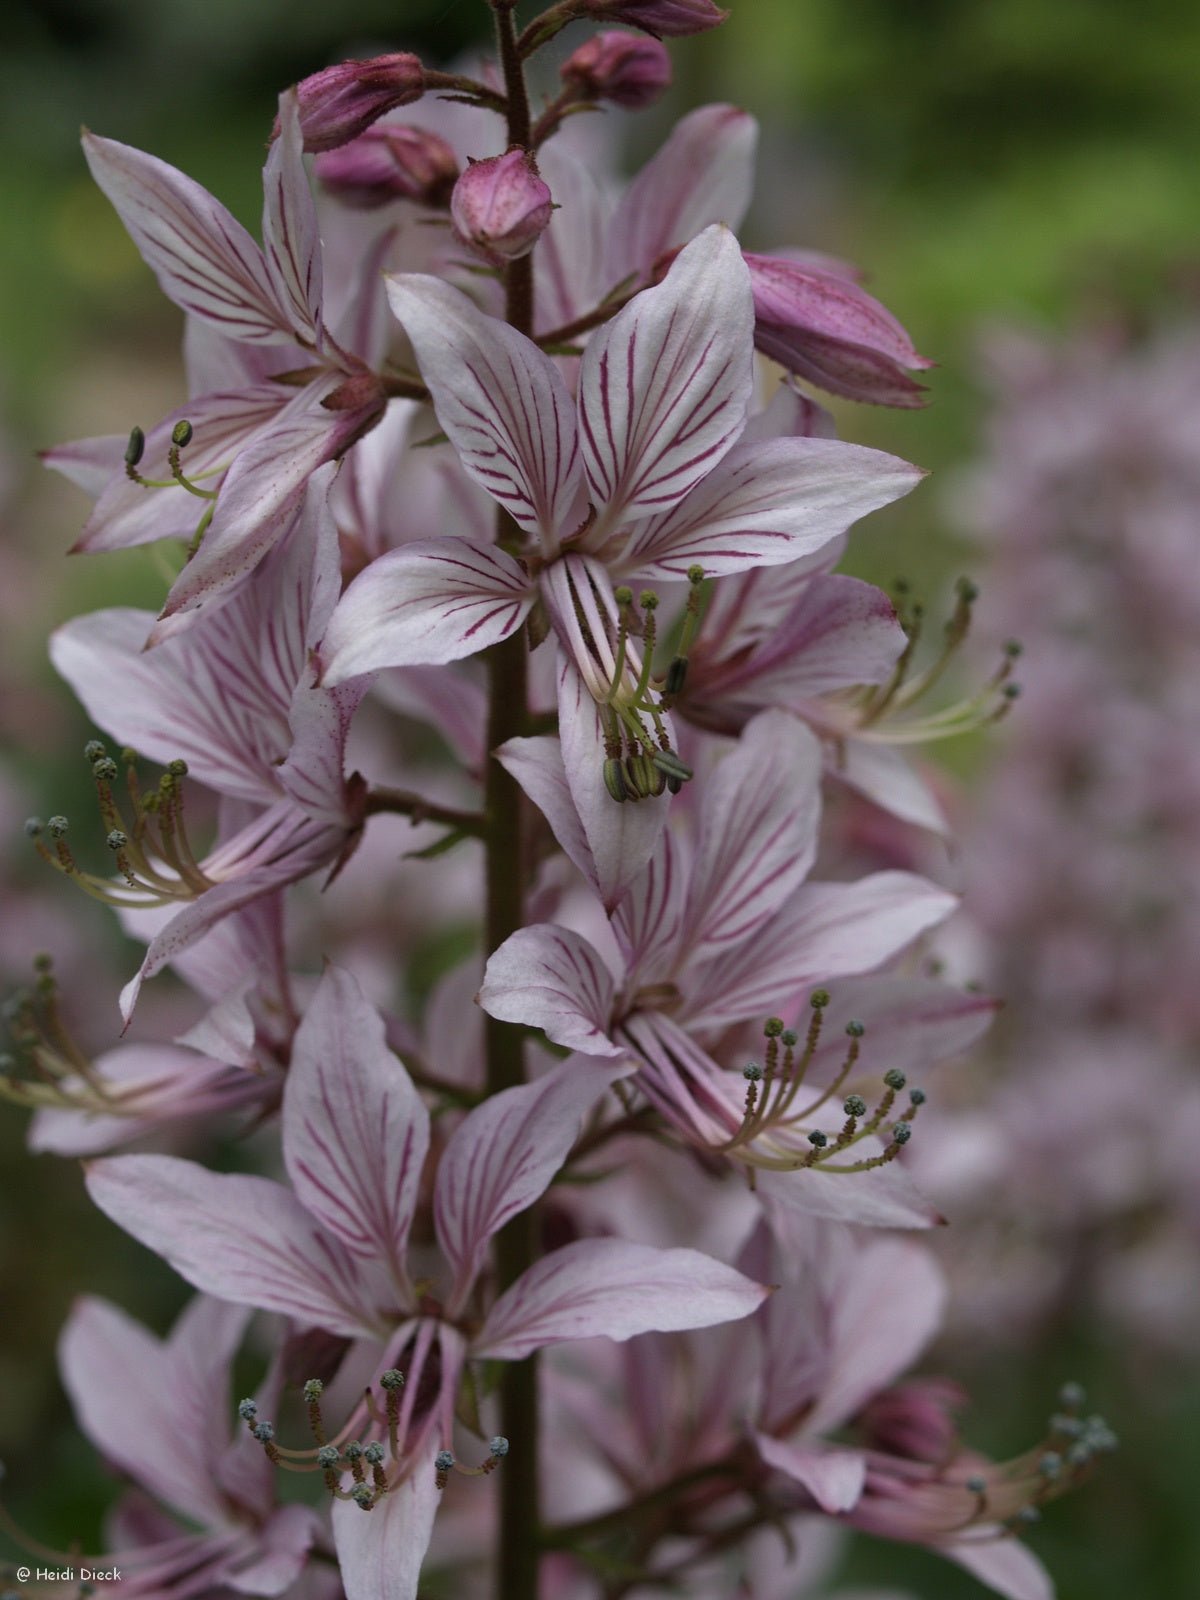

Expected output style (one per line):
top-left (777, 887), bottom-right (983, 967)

top-left (479, 926), bottom-right (623, 1058)
top-left (320, 537), bottom-right (533, 683)
top-left (620, 437), bottom-right (924, 580)
top-left (331, 1454), bottom-right (439, 1600)
top-left (225, 1504), bottom-right (321, 1596)
top-left (607, 104), bottom-right (757, 287)
top-left (754, 1434), bottom-right (866, 1513)
top-left (386, 273), bottom-right (582, 540)
top-left (284, 966), bottom-right (429, 1284)
top-left (496, 733), bottom-right (595, 889)
top-left (756, 1156), bottom-right (944, 1232)
top-left (435, 1059), bottom-right (629, 1305)
top-left (85, 1154), bottom-right (379, 1337)
top-left (261, 91), bottom-right (324, 349)
top-left (686, 871), bottom-right (958, 1032)
top-left (579, 225), bottom-right (754, 529)
top-left (835, 739), bottom-right (950, 835)
top-left (474, 1237), bottom-right (770, 1360)
top-left (83, 131), bottom-right (293, 344)
top-left (932, 1535), bottom-right (1053, 1600)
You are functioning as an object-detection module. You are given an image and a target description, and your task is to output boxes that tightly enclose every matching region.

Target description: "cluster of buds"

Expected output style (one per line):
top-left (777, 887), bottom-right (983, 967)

top-left (598, 568), bottom-right (706, 803)
top-left (845, 576), bottom-right (1022, 748)
top-left (725, 991), bottom-right (927, 1174)
top-left (26, 741), bottom-right (210, 911)
top-left (238, 1371), bottom-right (508, 1512)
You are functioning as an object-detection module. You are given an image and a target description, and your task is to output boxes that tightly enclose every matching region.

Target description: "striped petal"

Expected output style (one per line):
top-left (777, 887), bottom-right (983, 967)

top-left (85, 1155), bottom-right (380, 1338)
top-left (478, 926), bottom-right (623, 1058)
top-left (473, 1238), bottom-right (770, 1360)
top-left (385, 274), bottom-right (582, 541)
top-left (612, 830), bottom-right (689, 991)
top-left (261, 90), bottom-right (324, 349)
top-left (284, 966), bottom-right (428, 1286)
top-left (620, 437), bottom-right (924, 580)
top-left (331, 1459), bottom-right (439, 1600)
top-left (606, 104), bottom-right (757, 288)
top-left (580, 227), bottom-right (753, 532)
top-left (83, 132), bottom-right (293, 345)
top-left (320, 537), bottom-right (534, 683)
top-left (434, 1059), bottom-right (628, 1307)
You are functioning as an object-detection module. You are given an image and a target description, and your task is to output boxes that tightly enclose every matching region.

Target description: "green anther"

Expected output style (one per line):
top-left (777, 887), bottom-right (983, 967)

top-left (650, 748), bottom-right (692, 782)
top-left (763, 1017), bottom-right (784, 1038)
top-left (807, 1129), bottom-right (827, 1148)
top-left (167, 759), bottom-right (189, 778)
top-left (84, 740), bottom-right (106, 763)
top-left (92, 757), bottom-right (118, 782)
top-left (883, 1068), bottom-right (907, 1090)
top-left (47, 816), bottom-right (69, 838)
top-left (614, 586), bottom-right (633, 605)
top-left (171, 419), bottom-right (194, 448)
top-left (686, 564), bottom-right (705, 585)
top-left (639, 590), bottom-right (659, 611)
top-left (106, 830), bottom-right (127, 851)
top-left (303, 1379), bottom-right (324, 1402)
top-left (843, 1094), bottom-right (868, 1118)
top-left (845, 1019), bottom-right (865, 1038)
top-left (603, 757), bottom-right (629, 803)
top-left (810, 988), bottom-right (830, 1009)
top-left (665, 656), bottom-right (688, 697)
top-left (125, 426), bottom-right (146, 467)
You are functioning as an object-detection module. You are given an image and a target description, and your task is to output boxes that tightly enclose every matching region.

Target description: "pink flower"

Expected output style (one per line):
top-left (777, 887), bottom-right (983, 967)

top-left (54, 1295), bottom-right (321, 1595)
top-left (451, 150), bottom-right (554, 264)
top-left (279, 54), bottom-right (426, 152)
top-left (480, 711), bottom-right (961, 1225)
top-left (85, 966), bottom-right (771, 1599)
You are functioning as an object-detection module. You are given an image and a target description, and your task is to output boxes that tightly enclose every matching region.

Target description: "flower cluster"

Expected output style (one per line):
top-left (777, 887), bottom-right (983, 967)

top-left (2, 7), bottom-right (1105, 1600)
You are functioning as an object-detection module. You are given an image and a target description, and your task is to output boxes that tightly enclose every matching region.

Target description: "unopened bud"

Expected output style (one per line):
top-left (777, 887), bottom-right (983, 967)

top-left (281, 54), bottom-right (426, 153)
top-left (316, 123), bottom-right (459, 209)
top-left (561, 30), bottom-right (672, 108)
top-left (582, 1), bottom-right (728, 38)
top-left (451, 151), bottom-right (553, 265)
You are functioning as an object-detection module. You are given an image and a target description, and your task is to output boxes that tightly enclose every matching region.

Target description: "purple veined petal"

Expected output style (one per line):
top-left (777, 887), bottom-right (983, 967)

top-left (606, 104), bottom-right (757, 289)
top-left (557, 660), bottom-right (670, 912)
top-left (722, 574), bottom-right (905, 701)
top-left (331, 1450), bottom-right (439, 1600)
top-left (795, 974), bottom-right (998, 1087)
top-left (435, 1059), bottom-right (630, 1310)
top-left (320, 537), bottom-right (534, 684)
top-left (83, 131), bottom-right (294, 345)
top-left (71, 386), bottom-right (291, 556)
top-left (385, 273), bottom-right (583, 541)
top-left (39, 433), bottom-right (126, 495)
top-left (496, 734), bottom-right (598, 893)
top-left (930, 1533), bottom-right (1053, 1600)
top-left (478, 926), bottom-right (624, 1059)
top-left (617, 1010), bottom-right (745, 1150)
top-left (802, 1236), bottom-right (947, 1438)
top-left (696, 540), bottom-right (847, 660)
top-left (184, 316), bottom-right (291, 397)
top-left (280, 675), bottom-right (367, 827)
top-left (679, 712), bottom-right (823, 981)
top-left (534, 142), bottom-right (614, 337)
top-left (473, 1237), bottom-right (771, 1360)
top-left (579, 225), bottom-right (754, 532)
top-left (85, 1154), bottom-right (382, 1338)
top-left (612, 829), bottom-right (689, 990)
top-left (754, 1434), bottom-right (866, 1514)
top-left (58, 1295), bottom-right (249, 1527)
top-left (738, 379), bottom-right (838, 443)
top-left (834, 739), bottom-right (950, 836)
top-left (376, 665), bottom-right (488, 772)
top-left (157, 386), bottom-right (374, 626)
top-left (619, 436), bottom-right (925, 581)
top-left (224, 1504), bottom-right (322, 1596)
top-left (683, 871), bottom-right (959, 1033)
top-left (118, 804), bottom-right (348, 1021)
top-left (755, 1152), bottom-right (945, 1232)
top-left (261, 90), bottom-right (324, 350)
top-left (283, 965), bottom-right (429, 1287)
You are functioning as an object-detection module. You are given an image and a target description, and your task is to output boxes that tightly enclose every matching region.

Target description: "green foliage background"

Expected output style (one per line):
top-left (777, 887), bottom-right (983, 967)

top-left (2, 2), bottom-right (1199, 1594)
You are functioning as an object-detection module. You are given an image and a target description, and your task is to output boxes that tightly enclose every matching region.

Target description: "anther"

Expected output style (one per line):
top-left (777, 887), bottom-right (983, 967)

top-left (303, 1378), bottom-right (324, 1402)
top-left (171, 420), bottom-right (194, 449)
top-left (84, 740), bottom-right (107, 763)
top-left (883, 1068), bottom-right (907, 1090)
top-left (639, 590), bottom-right (659, 612)
top-left (435, 1449), bottom-right (455, 1490)
top-left (237, 1399), bottom-right (258, 1421)
top-left (351, 1483), bottom-right (375, 1509)
top-left (364, 1443), bottom-right (385, 1465)
top-left (909, 1087), bottom-right (926, 1105)
top-left (106, 830), bottom-right (127, 852)
top-left (47, 816), bottom-right (69, 838)
top-left (1039, 1452), bottom-right (1063, 1480)
top-left (845, 1019), bottom-right (865, 1038)
top-left (124, 426), bottom-right (146, 468)
top-left (343, 1442), bottom-right (364, 1462)
top-left (763, 1017), bottom-right (784, 1038)
top-left (807, 1129), bottom-right (827, 1148)
top-left (810, 989), bottom-right (830, 1009)
top-left (317, 1445), bottom-right (340, 1469)
top-left (490, 1436), bottom-right (510, 1457)
top-left (844, 1094), bottom-right (867, 1118)
top-left (23, 818), bottom-right (42, 838)
top-left (380, 1369), bottom-right (406, 1390)
top-left (743, 1063), bottom-right (763, 1082)
top-left (1058, 1381), bottom-right (1086, 1411)
top-left (1013, 1505), bottom-right (1040, 1526)
top-left (780, 1029), bottom-right (798, 1047)
top-left (603, 757), bottom-right (630, 803)
top-left (614, 586), bottom-right (633, 605)
top-left (891, 1122), bottom-right (912, 1146)
top-left (92, 757), bottom-right (118, 781)
top-left (252, 1422), bottom-right (275, 1442)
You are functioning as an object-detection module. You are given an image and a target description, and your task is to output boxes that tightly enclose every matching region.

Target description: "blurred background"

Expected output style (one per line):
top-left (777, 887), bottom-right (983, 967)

top-left (3, 1), bottom-right (1200, 1595)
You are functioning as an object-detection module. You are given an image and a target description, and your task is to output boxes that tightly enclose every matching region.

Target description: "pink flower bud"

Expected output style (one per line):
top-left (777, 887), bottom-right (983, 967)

top-left (279, 54), bottom-right (425, 153)
top-left (561, 31), bottom-right (672, 108)
top-left (450, 151), bottom-right (553, 265)
top-left (315, 125), bottom-right (459, 209)
top-left (583, 0), bottom-right (728, 37)
top-left (745, 251), bottom-right (934, 408)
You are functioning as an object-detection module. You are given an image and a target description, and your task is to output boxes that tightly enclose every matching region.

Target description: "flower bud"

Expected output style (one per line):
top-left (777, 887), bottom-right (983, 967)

top-left (583, 0), bottom-right (727, 37)
top-left (316, 124), bottom-right (459, 209)
top-left (451, 151), bottom-right (553, 265)
top-left (278, 54), bottom-right (426, 153)
top-left (561, 31), bottom-right (672, 108)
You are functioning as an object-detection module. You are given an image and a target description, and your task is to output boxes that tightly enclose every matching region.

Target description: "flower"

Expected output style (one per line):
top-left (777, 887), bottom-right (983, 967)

top-left (451, 150), bottom-right (555, 264)
top-left (85, 966), bottom-right (771, 1599)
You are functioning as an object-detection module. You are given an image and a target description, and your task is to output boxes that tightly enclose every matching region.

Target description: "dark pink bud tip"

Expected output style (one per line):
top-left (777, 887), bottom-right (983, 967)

top-left (561, 30), bottom-right (672, 108)
top-left (279, 54), bottom-right (425, 153)
top-left (450, 150), bottom-right (553, 265)
top-left (587, 0), bottom-right (728, 38)
top-left (316, 124), bottom-right (459, 209)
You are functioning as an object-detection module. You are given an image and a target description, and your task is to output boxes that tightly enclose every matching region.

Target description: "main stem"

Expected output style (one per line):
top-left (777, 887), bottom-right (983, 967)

top-left (485, 6), bottom-right (538, 1598)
